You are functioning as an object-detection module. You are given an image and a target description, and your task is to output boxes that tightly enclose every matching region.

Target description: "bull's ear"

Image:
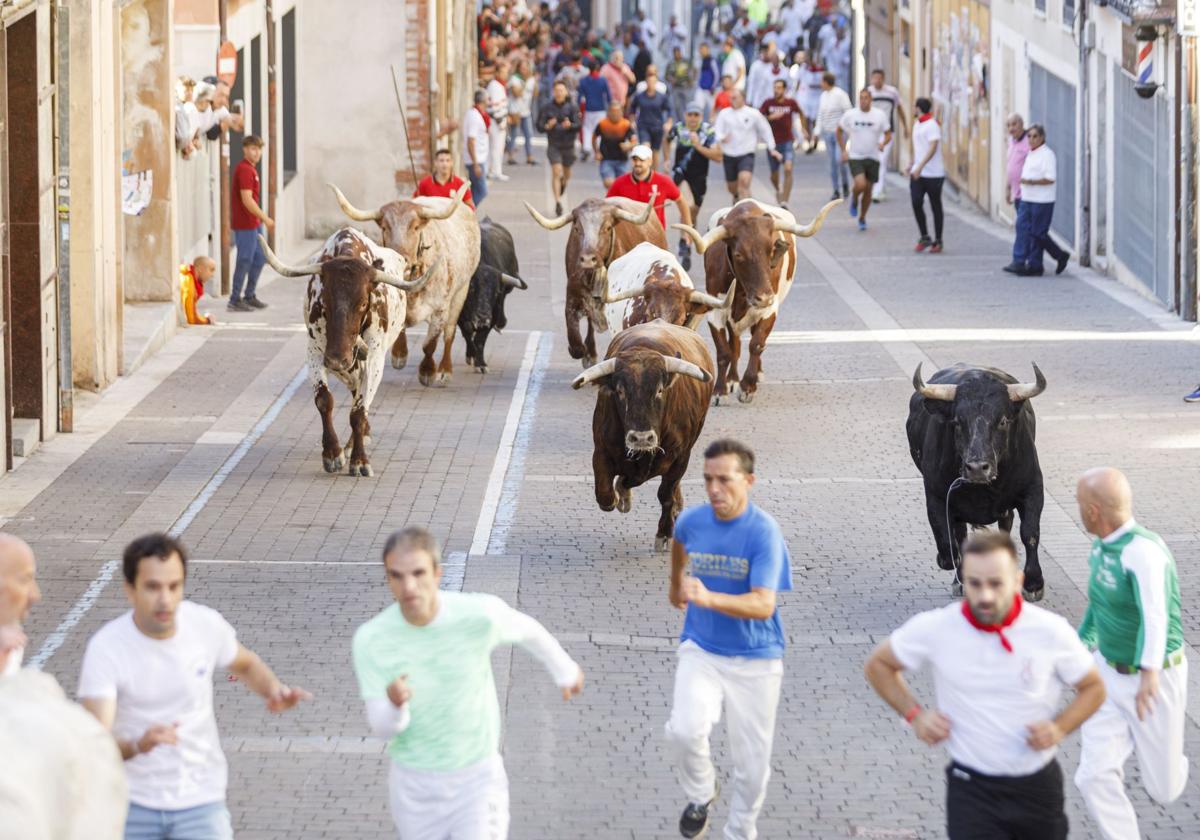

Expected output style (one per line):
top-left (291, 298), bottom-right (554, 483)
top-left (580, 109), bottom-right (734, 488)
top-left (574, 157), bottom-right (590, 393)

top-left (770, 238), bottom-right (787, 265)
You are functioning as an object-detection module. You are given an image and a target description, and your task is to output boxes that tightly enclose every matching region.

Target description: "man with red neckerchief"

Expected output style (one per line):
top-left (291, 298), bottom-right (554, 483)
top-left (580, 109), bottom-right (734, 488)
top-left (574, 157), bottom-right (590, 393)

top-left (864, 530), bottom-right (1106, 840)
top-left (606, 144), bottom-right (691, 232)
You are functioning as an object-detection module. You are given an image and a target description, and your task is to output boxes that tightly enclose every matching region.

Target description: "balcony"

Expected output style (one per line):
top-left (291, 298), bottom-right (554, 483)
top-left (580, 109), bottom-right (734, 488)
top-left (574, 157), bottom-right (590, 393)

top-left (1094, 0), bottom-right (1177, 24)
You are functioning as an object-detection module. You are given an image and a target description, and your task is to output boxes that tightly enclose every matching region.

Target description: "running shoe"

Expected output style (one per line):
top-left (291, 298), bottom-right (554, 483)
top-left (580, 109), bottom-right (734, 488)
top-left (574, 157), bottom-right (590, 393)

top-left (1184, 385), bottom-right (1200, 403)
top-left (830, 190), bottom-right (840, 201)
top-left (555, 201), bottom-right (563, 216)
top-left (930, 242), bottom-right (943, 254)
top-left (1002, 263), bottom-right (1023, 274)
top-left (858, 219), bottom-right (867, 232)
top-left (679, 787), bottom-right (718, 839)
top-left (849, 201), bottom-right (857, 218)
top-left (914, 238), bottom-right (931, 253)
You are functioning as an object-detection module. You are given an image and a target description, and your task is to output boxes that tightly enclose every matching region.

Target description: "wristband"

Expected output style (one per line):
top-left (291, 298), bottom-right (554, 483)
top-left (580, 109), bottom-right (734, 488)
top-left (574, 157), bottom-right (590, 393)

top-left (903, 704), bottom-right (922, 724)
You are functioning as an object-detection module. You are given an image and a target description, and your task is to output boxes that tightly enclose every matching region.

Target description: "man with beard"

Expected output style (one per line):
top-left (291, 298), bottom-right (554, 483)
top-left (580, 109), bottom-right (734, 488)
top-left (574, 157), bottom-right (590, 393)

top-left (865, 530), bottom-right (1106, 840)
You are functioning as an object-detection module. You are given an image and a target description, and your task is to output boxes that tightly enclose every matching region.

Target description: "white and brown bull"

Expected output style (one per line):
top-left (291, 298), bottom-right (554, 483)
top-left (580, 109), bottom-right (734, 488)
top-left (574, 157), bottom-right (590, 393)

top-left (260, 228), bottom-right (436, 477)
top-left (674, 198), bottom-right (839, 404)
top-left (525, 192), bottom-right (663, 367)
top-left (329, 184), bottom-right (480, 387)
top-left (602, 242), bottom-right (736, 332)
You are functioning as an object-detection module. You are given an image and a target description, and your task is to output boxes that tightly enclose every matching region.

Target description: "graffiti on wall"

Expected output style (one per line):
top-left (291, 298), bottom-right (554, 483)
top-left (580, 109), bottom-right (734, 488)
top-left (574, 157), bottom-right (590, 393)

top-left (930, 3), bottom-right (989, 201)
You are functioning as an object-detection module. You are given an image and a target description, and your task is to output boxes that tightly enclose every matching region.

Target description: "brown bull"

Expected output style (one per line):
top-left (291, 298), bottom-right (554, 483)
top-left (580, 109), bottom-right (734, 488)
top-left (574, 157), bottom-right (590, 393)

top-left (526, 192), bottom-right (664, 367)
top-left (572, 320), bottom-right (714, 551)
top-left (674, 198), bottom-right (838, 404)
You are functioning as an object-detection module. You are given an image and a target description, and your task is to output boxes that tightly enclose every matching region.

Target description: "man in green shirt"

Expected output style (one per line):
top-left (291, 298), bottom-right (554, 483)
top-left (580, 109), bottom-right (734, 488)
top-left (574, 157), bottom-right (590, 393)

top-left (1073, 468), bottom-right (1189, 839)
top-left (352, 527), bottom-right (584, 839)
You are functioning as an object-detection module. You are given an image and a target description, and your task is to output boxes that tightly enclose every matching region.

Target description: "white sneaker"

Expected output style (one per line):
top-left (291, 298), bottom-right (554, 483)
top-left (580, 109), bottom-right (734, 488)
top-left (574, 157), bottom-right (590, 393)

top-left (494, 173), bottom-right (511, 182)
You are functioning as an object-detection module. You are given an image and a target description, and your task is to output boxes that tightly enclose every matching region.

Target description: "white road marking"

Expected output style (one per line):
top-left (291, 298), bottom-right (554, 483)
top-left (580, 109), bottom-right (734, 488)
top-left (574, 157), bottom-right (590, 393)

top-left (769, 328), bottom-right (1200, 344)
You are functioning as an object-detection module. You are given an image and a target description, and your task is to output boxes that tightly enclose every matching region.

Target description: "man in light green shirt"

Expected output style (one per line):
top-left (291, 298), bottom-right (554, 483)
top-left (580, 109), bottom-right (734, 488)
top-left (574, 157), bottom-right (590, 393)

top-left (1073, 468), bottom-right (1189, 840)
top-left (352, 527), bottom-right (584, 840)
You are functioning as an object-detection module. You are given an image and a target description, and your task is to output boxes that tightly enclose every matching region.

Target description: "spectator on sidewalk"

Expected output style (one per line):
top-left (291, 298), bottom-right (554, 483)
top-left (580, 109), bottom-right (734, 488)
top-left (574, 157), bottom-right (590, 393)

top-left (180, 257), bottom-right (217, 326)
top-left (485, 63), bottom-right (512, 181)
top-left (696, 41), bottom-right (720, 119)
top-left (594, 101), bottom-right (638, 188)
top-left (578, 58), bottom-right (612, 162)
top-left (909, 98), bottom-right (946, 254)
top-left (868, 68), bottom-right (906, 201)
top-left (414, 148), bottom-right (475, 209)
top-left (815, 72), bottom-right (851, 199)
top-left (761, 78), bottom-right (804, 207)
top-left (1004, 114), bottom-right (1031, 266)
top-left (1007, 124), bottom-right (1069, 277)
top-left (79, 533), bottom-right (310, 840)
top-left (506, 70), bottom-right (537, 167)
top-left (837, 87), bottom-right (891, 231)
top-left (228, 136), bottom-right (272, 313)
top-left (714, 88), bottom-right (780, 201)
top-left (600, 49), bottom-right (636, 106)
top-left (539, 80), bottom-right (581, 216)
top-left (463, 90), bottom-right (491, 207)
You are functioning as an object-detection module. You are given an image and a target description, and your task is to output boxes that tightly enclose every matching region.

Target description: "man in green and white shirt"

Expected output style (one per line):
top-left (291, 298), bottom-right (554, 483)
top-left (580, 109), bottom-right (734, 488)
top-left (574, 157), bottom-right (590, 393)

top-left (1073, 468), bottom-right (1189, 840)
top-left (352, 527), bottom-right (584, 840)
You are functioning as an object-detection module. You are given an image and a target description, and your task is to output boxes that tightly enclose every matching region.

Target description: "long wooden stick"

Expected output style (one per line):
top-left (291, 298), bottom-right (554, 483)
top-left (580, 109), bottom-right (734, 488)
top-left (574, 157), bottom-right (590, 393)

top-left (391, 64), bottom-right (420, 187)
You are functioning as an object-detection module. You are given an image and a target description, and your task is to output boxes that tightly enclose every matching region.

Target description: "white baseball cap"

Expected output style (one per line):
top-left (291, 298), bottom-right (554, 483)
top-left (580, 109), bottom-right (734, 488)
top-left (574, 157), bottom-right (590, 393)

top-left (630, 144), bottom-right (653, 160)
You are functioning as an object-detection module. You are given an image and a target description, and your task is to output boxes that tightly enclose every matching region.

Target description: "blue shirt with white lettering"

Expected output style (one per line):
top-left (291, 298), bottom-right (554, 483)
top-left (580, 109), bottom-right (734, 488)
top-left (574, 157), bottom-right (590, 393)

top-left (673, 502), bottom-right (792, 659)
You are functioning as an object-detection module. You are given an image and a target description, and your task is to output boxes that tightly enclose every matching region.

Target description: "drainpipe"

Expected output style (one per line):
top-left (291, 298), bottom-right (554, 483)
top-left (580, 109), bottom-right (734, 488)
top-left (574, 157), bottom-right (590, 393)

top-left (1181, 34), bottom-right (1198, 320)
top-left (1077, 0), bottom-right (1091, 267)
top-left (218, 0), bottom-right (231, 296)
top-left (266, 0), bottom-right (277, 249)
top-left (54, 0), bottom-right (73, 432)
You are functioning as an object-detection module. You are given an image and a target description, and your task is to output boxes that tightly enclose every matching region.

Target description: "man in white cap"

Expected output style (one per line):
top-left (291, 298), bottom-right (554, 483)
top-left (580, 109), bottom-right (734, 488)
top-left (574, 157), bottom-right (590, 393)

top-left (606, 143), bottom-right (693, 231)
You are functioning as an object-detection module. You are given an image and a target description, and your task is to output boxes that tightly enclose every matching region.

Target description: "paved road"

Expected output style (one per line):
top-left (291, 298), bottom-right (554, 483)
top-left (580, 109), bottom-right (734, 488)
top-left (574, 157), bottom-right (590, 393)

top-left (10, 142), bottom-right (1200, 839)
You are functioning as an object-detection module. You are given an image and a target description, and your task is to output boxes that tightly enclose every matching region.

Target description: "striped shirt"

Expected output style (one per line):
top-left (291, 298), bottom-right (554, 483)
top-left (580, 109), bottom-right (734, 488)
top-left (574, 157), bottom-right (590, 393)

top-left (814, 86), bottom-right (852, 136)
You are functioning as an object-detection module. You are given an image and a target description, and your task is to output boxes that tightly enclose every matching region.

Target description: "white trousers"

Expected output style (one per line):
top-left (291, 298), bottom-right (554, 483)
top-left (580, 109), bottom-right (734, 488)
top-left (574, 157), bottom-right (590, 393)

top-left (488, 121), bottom-right (506, 176)
top-left (582, 111), bottom-right (604, 156)
top-left (1075, 653), bottom-right (1189, 840)
top-left (872, 137), bottom-right (893, 197)
top-left (664, 641), bottom-right (783, 840)
top-left (388, 754), bottom-right (509, 840)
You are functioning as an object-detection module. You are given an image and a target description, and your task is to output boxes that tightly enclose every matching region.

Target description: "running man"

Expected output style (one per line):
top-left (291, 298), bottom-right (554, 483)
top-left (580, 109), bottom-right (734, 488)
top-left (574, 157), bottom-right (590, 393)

top-left (594, 101), bottom-right (638, 188)
top-left (713, 89), bottom-right (781, 201)
top-left (837, 88), bottom-right (891, 231)
top-left (664, 103), bottom-right (721, 269)
top-left (865, 530), bottom-right (1106, 840)
top-left (79, 533), bottom-right (311, 840)
top-left (538, 80), bottom-right (581, 216)
top-left (867, 68), bottom-right (906, 200)
top-left (666, 439), bottom-right (792, 840)
top-left (413, 148), bottom-right (475, 209)
top-left (760, 79), bottom-right (804, 207)
top-left (607, 144), bottom-right (692, 231)
top-left (1073, 468), bottom-right (1189, 840)
top-left (352, 527), bottom-right (584, 839)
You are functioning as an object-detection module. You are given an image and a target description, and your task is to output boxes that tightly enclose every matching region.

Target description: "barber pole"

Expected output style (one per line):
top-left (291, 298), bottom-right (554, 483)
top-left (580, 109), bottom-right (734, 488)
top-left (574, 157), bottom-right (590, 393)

top-left (1134, 25), bottom-right (1161, 99)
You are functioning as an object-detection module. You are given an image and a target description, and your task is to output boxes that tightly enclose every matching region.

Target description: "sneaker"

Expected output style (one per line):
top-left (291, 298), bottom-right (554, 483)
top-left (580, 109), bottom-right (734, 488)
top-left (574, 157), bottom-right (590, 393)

top-left (1055, 253), bottom-right (1070, 275)
top-left (858, 219), bottom-right (867, 232)
top-left (244, 297), bottom-right (268, 309)
top-left (1002, 263), bottom-right (1023, 274)
top-left (494, 173), bottom-right (511, 182)
top-left (679, 794), bottom-right (715, 839)
top-left (915, 238), bottom-right (931, 253)
top-left (830, 190), bottom-right (840, 201)
top-left (226, 299), bottom-right (253, 312)
top-left (1018, 265), bottom-right (1045, 277)
top-left (554, 201), bottom-right (563, 216)
top-left (874, 191), bottom-right (886, 202)
top-left (849, 201), bottom-right (857, 218)
top-left (681, 251), bottom-right (692, 270)
top-left (930, 242), bottom-right (943, 254)
top-left (1184, 385), bottom-right (1200, 403)
top-left (527, 158), bottom-right (538, 166)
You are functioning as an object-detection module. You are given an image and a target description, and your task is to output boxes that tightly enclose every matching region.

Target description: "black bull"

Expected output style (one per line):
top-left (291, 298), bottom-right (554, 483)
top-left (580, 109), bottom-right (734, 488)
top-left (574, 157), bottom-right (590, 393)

top-left (459, 218), bottom-right (527, 373)
top-left (905, 363), bottom-right (1049, 600)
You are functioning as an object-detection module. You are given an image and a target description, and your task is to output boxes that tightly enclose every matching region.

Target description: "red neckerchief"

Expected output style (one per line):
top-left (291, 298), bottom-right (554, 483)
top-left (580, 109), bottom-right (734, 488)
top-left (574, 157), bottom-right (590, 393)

top-left (918, 113), bottom-right (934, 123)
top-left (181, 263), bottom-right (204, 299)
top-left (961, 594), bottom-right (1022, 653)
top-left (475, 105), bottom-right (491, 130)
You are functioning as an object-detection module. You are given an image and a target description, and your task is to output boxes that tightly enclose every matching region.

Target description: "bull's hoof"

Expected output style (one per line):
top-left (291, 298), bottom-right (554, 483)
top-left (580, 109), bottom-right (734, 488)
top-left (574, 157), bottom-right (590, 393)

top-left (1023, 585), bottom-right (1045, 603)
top-left (737, 388), bottom-right (756, 404)
top-left (476, 364), bottom-right (488, 374)
top-left (322, 455), bottom-right (345, 474)
top-left (391, 355), bottom-right (407, 370)
top-left (654, 536), bottom-right (671, 553)
top-left (418, 370), bottom-right (435, 386)
top-left (434, 372), bottom-right (451, 387)
top-left (951, 580), bottom-right (963, 597)
top-left (712, 394), bottom-right (723, 406)
top-left (349, 461), bottom-right (373, 477)
top-left (937, 554), bottom-right (955, 571)
top-left (615, 478), bottom-right (632, 513)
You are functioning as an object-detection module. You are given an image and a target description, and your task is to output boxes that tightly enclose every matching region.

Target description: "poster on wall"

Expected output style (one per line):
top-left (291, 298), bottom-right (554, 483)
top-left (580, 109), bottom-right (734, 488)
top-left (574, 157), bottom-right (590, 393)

top-left (122, 170), bottom-right (153, 216)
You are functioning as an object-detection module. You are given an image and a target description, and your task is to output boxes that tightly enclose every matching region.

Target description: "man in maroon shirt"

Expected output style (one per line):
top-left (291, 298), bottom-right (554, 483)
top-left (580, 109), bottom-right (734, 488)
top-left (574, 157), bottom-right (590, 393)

top-left (413, 149), bottom-right (476, 209)
top-left (229, 135), bottom-right (273, 312)
top-left (761, 79), bottom-right (804, 207)
top-left (606, 144), bottom-right (692, 232)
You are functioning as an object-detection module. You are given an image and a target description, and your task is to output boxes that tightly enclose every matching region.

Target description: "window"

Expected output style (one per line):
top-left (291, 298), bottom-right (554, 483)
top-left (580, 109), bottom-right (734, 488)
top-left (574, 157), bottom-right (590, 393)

top-left (282, 9), bottom-right (297, 182)
top-left (1035, 0), bottom-right (1046, 13)
top-left (1063, 0), bottom-right (1075, 26)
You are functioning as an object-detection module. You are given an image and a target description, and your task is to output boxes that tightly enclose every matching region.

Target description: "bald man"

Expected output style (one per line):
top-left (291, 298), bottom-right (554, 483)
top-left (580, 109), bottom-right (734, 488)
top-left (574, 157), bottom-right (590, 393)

top-left (1073, 468), bottom-right (1188, 839)
top-left (0, 534), bottom-right (40, 675)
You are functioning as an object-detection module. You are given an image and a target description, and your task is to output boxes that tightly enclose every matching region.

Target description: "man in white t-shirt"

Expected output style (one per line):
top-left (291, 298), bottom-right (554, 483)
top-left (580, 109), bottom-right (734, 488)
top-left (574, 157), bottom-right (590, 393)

top-left (485, 63), bottom-right (511, 181)
top-left (908, 96), bottom-right (946, 253)
top-left (463, 90), bottom-right (491, 207)
top-left (837, 88), bottom-right (891, 231)
top-left (714, 88), bottom-right (781, 200)
top-left (867, 68), bottom-right (907, 200)
top-left (1011, 124), bottom-right (1070, 277)
top-left (865, 530), bottom-right (1106, 840)
top-left (79, 533), bottom-right (311, 840)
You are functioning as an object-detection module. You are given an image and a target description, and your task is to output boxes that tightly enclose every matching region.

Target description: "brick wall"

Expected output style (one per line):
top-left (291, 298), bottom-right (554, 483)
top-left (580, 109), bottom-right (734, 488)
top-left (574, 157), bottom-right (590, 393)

top-left (397, 0), bottom-right (431, 192)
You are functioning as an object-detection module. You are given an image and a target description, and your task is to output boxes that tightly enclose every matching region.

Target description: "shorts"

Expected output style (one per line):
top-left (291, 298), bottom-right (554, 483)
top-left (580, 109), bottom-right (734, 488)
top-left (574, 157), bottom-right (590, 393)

top-left (722, 153), bottom-right (755, 182)
top-left (849, 158), bottom-right (880, 183)
top-left (638, 125), bottom-right (664, 150)
top-left (768, 142), bottom-right (794, 173)
top-left (547, 144), bottom-right (577, 167)
top-left (389, 755), bottom-right (509, 840)
top-left (679, 175), bottom-right (707, 206)
top-left (599, 159), bottom-right (630, 181)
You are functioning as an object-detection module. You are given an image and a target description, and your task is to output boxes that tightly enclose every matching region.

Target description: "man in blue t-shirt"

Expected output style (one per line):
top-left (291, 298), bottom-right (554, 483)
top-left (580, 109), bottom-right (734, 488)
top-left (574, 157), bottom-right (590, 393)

top-left (666, 438), bottom-right (792, 840)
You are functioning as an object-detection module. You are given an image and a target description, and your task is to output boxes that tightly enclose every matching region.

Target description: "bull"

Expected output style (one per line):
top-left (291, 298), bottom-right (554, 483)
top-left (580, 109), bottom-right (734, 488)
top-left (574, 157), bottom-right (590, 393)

top-left (602, 242), bottom-right (736, 332)
top-left (906, 363), bottom-right (1049, 600)
top-left (459, 218), bottom-right (528, 373)
top-left (674, 198), bottom-right (838, 404)
top-left (525, 193), bottom-right (664, 367)
top-left (329, 184), bottom-right (480, 387)
top-left (260, 228), bottom-right (436, 477)
top-left (572, 320), bottom-right (714, 551)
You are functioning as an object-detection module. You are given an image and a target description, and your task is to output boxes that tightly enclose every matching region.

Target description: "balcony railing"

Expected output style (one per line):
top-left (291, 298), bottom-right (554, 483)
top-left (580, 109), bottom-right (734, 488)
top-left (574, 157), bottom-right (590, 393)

top-left (1094, 0), bottom-right (1177, 24)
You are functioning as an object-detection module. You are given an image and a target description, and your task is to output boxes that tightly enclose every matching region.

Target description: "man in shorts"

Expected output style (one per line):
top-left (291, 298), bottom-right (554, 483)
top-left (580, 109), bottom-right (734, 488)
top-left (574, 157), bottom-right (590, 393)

top-left (760, 78), bottom-right (804, 207)
top-left (714, 88), bottom-right (780, 201)
top-left (837, 87), bottom-right (891, 231)
top-left (538, 80), bottom-right (581, 216)
top-left (594, 101), bottom-right (638, 188)
top-left (664, 103), bottom-right (721, 269)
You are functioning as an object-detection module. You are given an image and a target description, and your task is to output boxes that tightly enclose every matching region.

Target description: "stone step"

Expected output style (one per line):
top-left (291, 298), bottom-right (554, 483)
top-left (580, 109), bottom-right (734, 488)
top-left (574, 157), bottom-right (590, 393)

top-left (10, 417), bottom-right (39, 459)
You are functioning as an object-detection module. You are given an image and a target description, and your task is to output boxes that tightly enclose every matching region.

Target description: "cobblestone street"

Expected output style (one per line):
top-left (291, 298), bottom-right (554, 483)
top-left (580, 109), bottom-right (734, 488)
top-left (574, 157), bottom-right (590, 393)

top-left (10, 148), bottom-right (1200, 838)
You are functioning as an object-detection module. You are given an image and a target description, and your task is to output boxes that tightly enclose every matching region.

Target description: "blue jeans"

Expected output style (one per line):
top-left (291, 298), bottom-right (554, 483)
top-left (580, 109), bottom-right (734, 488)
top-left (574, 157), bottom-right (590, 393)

top-left (468, 161), bottom-right (488, 207)
top-left (232, 226), bottom-right (266, 302)
top-left (506, 115), bottom-right (533, 160)
top-left (1015, 200), bottom-right (1067, 271)
top-left (125, 801), bottom-right (233, 840)
top-left (823, 132), bottom-right (849, 193)
top-left (599, 159), bottom-right (630, 182)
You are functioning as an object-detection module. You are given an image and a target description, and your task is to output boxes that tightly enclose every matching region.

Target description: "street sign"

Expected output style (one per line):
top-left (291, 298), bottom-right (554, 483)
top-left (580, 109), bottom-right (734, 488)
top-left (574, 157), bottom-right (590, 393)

top-left (1181, 0), bottom-right (1198, 36)
top-left (217, 41), bottom-right (238, 87)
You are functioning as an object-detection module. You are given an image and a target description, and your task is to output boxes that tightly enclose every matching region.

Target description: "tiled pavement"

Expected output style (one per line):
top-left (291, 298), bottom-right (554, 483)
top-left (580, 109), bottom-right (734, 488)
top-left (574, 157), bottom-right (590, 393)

top-left (8, 145), bottom-right (1200, 838)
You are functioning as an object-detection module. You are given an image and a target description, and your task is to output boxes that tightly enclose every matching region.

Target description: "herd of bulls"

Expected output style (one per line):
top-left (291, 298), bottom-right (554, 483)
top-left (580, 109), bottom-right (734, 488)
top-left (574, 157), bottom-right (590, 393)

top-left (261, 185), bottom-right (1055, 600)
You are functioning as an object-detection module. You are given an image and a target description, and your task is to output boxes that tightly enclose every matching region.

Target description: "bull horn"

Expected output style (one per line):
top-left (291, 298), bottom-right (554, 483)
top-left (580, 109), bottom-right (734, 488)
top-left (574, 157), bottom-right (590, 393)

top-left (328, 183), bottom-right (383, 222)
top-left (662, 355), bottom-right (712, 383)
top-left (613, 186), bottom-right (658, 224)
top-left (671, 223), bottom-right (728, 255)
top-left (603, 284), bottom-right (646, 304)
top-left (773, 198), bottom-right (842, 237)
top-left (416, 188), bottom-right (462, 220)
top-left (500, 272), bottom-right (528, 290)
top-left (524, 201), bottom-right (572, 230)
top-left (689, 277), bottom-right (737, 309)
top-left (374, 257), bottom-right (442, 292)
top-left (1007, 363), bottom-right (1047, 402)
top-left (571, 358), bottom-right (618, 389)
top-left (258, 235), bottom-right (322, 277)
top-left (912, 363), bottom-right (957, 402)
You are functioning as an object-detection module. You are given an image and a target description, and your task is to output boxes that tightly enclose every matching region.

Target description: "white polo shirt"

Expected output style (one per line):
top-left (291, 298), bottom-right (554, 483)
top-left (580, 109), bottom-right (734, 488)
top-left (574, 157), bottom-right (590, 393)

top-left (890, 600), bottom-right (1094, 777)
top-left (1019, 145), bottom-right (1057, 204)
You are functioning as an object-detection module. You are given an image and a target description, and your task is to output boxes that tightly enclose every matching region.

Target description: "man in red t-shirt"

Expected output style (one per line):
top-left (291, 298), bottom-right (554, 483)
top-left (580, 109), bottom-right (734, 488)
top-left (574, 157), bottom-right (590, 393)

top-left (606, 145), bottom-right (691, 232)
top-left (229, 135), bottom-right (273, 312)
top-left (760, 78), bottom-right (805, 206)
top-left (413, 149), bottom-right (476, 209)
top-left (713, 75), bottom-right (735, 116)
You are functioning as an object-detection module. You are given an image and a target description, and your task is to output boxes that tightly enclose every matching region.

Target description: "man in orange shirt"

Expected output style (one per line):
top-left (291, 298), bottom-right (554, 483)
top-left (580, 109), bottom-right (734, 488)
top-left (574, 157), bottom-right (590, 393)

top-left (413, 148), bottom-right (476, 209)
top-left (594, 102), bottom-right (638, 188)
